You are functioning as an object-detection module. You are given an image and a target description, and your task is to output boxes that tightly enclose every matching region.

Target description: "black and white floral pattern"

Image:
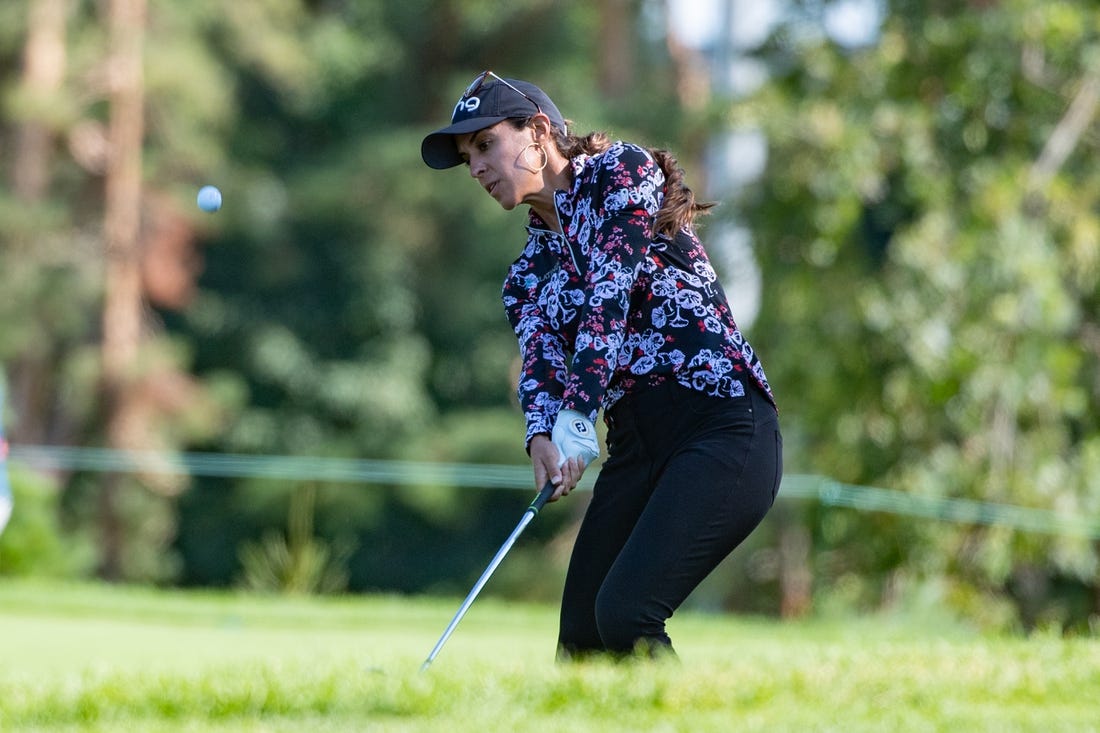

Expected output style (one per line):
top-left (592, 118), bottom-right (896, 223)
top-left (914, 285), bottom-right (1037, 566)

top-left (502, 142), bottom-right (774, 446)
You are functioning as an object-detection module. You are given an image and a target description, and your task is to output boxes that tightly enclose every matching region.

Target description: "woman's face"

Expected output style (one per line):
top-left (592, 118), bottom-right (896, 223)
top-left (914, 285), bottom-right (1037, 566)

top-left (455, 121), bottom-right (542, 211)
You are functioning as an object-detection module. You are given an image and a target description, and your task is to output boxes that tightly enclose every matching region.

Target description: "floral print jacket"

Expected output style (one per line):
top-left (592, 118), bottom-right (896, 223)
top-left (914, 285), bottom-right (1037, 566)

top-left (502, 142), bottom-right (774, 447)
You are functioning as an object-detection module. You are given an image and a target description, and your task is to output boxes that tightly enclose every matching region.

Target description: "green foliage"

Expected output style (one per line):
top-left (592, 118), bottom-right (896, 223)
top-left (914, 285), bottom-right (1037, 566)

top-left (237, 484), bottom-right (354, 594)
top-left (0, 465), bottom-right (93, 577)
top-left (60, 473), bottom-right (183, 583)
top-left (740, 0), bottom-right (1100, 626)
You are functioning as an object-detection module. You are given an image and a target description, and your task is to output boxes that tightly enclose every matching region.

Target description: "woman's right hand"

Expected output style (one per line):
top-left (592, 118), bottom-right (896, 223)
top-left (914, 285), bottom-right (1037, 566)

top-left (529, 433), bottom-right (580, 502)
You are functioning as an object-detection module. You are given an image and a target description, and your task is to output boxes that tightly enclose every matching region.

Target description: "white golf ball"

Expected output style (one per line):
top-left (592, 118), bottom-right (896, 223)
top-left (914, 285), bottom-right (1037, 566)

top-left (197, 185), bottom-right (222, 212)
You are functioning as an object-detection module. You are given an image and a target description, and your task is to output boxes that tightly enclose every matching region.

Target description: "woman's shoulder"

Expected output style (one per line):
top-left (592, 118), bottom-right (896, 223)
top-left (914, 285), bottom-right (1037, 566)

top-left (570, 141), bottom-right (664, 213)
top-left (575, 142), bottom-right (661, 190)
top-left (583, 141), bottom-right (654, 170)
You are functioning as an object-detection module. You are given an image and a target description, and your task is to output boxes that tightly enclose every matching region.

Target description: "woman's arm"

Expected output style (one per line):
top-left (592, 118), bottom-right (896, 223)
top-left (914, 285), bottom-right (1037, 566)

top-left (562, 144), bottom-right (666, 419)
top-left (503, 249), bottom-right (570, 447)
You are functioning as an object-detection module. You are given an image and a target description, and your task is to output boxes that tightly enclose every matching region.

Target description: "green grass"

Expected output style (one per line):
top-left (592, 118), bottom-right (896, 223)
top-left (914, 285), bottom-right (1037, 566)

top-left (0, 580), bottom-right (1097, 732)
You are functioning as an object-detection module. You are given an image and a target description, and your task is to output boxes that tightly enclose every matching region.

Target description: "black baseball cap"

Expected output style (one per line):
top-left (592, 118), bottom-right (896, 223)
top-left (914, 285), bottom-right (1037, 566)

top-left (421, 74), bottom-right (566, 170)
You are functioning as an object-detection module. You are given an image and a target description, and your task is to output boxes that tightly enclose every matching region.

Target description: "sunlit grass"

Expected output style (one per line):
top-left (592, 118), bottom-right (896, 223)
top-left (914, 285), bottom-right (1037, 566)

top-left (0, 580), bottom-right (1097, 732)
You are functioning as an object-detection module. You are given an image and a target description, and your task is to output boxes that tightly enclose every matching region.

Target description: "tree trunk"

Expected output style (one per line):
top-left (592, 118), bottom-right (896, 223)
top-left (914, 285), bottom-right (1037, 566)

top-left (7, 0), bottom-right (70, 445)
top-left (778, 512), bottom-right (813, 619)
top-left (664, 2), bottom-right (710, 113)
top-left (100, 0), bottom-right (147, 581)
top-left (597, 0), bottom-right (634, 98)
top-left (11, 0), bottom-right (68, 202)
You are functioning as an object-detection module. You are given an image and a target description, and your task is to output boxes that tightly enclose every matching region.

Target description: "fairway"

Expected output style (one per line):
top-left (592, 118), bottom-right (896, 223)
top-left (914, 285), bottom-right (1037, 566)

top-left (0, 581), bottom-right (1098, 732)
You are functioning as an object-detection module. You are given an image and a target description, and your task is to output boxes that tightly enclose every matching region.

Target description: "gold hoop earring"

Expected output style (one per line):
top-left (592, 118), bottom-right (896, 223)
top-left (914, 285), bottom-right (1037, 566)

top-left (523, 143), bottom-right (548, 173)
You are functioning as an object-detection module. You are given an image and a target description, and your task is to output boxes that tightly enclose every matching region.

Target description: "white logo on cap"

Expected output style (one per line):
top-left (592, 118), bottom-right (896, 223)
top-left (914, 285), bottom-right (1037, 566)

top-left (453, 96), bottom-right (480, 118)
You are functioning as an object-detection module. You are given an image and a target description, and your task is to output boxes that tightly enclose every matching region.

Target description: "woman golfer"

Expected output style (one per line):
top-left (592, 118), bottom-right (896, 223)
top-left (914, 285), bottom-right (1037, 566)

top-left (422, 72), bottom-right (782, 660)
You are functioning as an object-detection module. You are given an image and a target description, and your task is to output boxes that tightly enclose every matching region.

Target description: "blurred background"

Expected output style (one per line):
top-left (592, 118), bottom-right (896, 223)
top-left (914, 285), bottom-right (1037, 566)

top-left (1, 0), bottom-right (1098, 635)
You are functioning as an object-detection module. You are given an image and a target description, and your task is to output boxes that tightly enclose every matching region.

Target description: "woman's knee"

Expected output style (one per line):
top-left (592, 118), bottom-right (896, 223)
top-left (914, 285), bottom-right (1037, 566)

top-left (594, 587), bottom-right (671, 653)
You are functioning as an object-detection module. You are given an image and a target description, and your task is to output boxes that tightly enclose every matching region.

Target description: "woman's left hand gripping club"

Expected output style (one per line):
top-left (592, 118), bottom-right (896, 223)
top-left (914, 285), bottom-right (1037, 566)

top-left (532, 409), bottom-right (599, 501)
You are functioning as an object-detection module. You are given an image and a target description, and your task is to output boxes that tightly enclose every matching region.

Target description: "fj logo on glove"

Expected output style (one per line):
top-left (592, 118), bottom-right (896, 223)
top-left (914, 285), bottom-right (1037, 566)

top-left (571, 419), bottom-right (590, 435)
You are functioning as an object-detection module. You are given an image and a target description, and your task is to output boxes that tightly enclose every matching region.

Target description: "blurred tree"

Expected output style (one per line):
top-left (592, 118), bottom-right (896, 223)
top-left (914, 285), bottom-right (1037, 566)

top-left (739, 0), bottom-right (1100, 630)
top-left (99, 0), bottom-right (147, 581)
top-left (2, 0), bottom-right (81, 446)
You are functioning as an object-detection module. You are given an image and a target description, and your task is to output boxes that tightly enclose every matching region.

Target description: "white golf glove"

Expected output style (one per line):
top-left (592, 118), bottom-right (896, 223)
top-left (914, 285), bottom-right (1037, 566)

top-left (551, 409), bottom-right (600, 469)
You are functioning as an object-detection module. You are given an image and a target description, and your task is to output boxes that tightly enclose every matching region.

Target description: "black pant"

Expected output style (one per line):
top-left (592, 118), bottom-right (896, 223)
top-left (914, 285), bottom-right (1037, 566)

top-left (557, 380), bottom-right (782, 658)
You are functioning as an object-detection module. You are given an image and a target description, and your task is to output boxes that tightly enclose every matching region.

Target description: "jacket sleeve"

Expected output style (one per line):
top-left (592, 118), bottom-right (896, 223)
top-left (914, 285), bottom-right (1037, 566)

top-left (562, 144), bottom-right (665, 421)
top-left (502, 244), bottom-right (570, 447)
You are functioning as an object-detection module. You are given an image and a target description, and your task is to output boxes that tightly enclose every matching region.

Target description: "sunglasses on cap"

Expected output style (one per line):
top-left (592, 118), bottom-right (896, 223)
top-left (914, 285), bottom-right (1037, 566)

top-left (462, 70), bottom-right (544, 117)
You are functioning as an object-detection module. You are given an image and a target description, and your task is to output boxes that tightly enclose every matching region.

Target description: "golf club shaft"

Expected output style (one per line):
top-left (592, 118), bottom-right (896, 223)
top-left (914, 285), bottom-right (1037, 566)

top-left (420, 480), bottom-right (557, 672)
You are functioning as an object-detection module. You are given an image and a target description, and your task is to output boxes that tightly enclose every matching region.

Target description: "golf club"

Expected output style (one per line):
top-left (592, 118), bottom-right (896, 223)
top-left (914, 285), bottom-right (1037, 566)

top-left (420, 480), bottom-right (557, 672)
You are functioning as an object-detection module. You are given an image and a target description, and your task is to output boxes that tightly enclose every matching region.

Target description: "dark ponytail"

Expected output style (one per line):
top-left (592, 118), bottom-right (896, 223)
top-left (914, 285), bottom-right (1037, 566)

top-left (548, 123), bottom-right (715, 237)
